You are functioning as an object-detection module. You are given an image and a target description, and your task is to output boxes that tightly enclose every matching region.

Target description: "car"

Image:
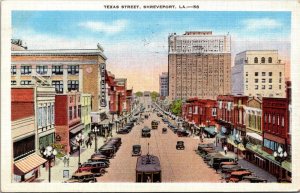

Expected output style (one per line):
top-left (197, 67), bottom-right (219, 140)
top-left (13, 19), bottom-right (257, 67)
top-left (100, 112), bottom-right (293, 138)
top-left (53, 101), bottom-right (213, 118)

top-left (177, 129), bottom-right (190, 137)
top-left (176, 141), bottom-right (185, 150)
top-left (162, 118), bottom-right (169, 123)
top-left (87, 158), bottom-right (110, 166)
top-left (172, 127), bottom-right (178, 133)
top-left (141, 127), bottom-right (151, 137)
top-left (76, 162), bottom-right (107, 176)
top-left (117, 126), bottom-right (131, 134)
top-left (125, 122), bottom-right (134, 128)
top-left (162, 127), bottom-right (167, 134)
top-left (132, 145), bottom-right (142, 156)
top-left (65, 171), bottom-right (96, 183)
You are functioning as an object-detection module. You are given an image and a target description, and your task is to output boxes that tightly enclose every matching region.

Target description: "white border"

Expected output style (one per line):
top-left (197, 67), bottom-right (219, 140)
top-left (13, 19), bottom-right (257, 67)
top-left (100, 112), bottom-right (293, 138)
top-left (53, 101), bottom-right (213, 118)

top-left (1, 0), bottom-right (300, 192)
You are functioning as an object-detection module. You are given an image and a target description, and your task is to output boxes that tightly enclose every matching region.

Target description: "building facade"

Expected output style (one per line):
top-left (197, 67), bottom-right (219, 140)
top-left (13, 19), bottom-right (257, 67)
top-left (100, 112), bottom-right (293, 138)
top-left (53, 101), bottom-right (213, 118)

top-left (159, 72), bottom-right (168, 97)
top-left (11, 45), bottom-right (107, 113)
top-left (232, 50), bottom-right (285, 98)
top-left (81, 93), bottom-right (92, 133)
top-left (168, 31), bottom-right (231, 100)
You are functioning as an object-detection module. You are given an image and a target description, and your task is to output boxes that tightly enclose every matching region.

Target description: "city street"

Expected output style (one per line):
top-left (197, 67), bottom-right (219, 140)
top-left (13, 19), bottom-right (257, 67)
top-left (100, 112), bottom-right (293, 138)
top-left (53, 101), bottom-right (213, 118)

top-left (98, 112), bottom-right (221, 182)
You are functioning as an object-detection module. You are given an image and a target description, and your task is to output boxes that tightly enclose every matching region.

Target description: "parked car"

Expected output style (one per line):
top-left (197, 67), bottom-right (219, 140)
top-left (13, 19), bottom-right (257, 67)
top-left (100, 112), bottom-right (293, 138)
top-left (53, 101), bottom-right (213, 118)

top-left (76, 162), bottom-right (107, 176)
top-left (117, 126), bottom-right (131, 134)
top-left (172, 127), bottom-right (178, 134)
top-left (225, 170), bottom-right (252, 183)
top-left (177, 129), bottom-right (190, 137)
top-left (97, 146), bottom-right (115, 159)
top-left (162, 118), bottom-right (169, 123)
top-left (132, 145), bottom-right (142, 156)
top-left (241, 176), bottom-right (267, 183)
top-left (125, 122), bottom-right (134, 128)
top-left (65, 171), bottom-right (96, 183)
top-left (142, 127), bottom-right (151, 137)
top-left (87, 158), bottom-right (110, 166)
top-left (208, 156), bottom-right (235, 170)
top-left (162, 127), bottom-right (167, 134)
top-left (176, 141), bottom-right (185, 150)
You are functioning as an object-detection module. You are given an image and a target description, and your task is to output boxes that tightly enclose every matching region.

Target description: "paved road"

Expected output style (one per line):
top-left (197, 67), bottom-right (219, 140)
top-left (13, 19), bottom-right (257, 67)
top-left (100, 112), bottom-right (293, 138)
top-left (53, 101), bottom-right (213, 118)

top-left (98, 112), bottom-right (221, 182)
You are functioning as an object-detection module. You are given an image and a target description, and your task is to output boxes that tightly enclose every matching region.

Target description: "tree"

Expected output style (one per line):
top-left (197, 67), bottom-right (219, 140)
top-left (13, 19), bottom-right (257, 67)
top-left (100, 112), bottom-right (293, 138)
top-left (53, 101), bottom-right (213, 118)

top-left (150, 91), bottom-right (159, 101)
top-left (135, 91), bottom-right (143, 97)
top-left (170, 99), bottom-right (182, 116)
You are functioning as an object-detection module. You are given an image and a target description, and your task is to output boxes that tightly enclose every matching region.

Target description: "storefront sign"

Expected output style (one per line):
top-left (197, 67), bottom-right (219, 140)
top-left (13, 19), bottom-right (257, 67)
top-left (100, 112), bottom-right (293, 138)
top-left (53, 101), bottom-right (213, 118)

top-left (100, 63), bottom-right (106, 107)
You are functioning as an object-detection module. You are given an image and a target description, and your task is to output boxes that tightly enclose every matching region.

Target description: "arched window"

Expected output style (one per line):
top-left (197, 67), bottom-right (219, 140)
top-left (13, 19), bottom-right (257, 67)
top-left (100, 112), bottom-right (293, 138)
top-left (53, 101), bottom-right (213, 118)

top-left (261, 57), bottom-right (265, 63)
top-left (254, 57), bottom-right (258, 63)
top-left (268, 57), bottom-right (272, 63)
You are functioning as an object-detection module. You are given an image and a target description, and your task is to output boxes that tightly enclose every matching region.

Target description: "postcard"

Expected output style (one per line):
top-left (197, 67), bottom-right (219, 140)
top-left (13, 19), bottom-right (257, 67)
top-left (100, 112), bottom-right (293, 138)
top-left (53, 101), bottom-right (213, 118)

top-left (1, 0), bottom-right (300, 192)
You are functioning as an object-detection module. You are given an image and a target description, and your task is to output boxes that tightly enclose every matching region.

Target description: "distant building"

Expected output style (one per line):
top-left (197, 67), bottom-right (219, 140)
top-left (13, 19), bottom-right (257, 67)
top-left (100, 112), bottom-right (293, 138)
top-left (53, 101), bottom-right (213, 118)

top-left (11, 39), bottom-right (27, 50)
top-left (141, 91), bottom-right (152, 110)
top-left (159, 72), bottom-right (168, 97)
top-left (232, 50), bottom-right (285, 98)
top-left (168, 31), bottom-right (231, 100)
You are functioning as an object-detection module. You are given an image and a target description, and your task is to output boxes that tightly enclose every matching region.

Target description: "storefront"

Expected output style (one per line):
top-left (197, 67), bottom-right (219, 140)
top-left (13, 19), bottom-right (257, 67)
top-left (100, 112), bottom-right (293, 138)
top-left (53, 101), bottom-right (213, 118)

top-left (39, 133), bottom-right (55, 151)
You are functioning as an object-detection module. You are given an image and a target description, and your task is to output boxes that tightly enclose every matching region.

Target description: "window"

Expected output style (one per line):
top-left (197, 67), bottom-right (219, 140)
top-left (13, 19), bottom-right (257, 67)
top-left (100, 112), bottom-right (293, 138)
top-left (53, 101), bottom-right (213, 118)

top-left (272, 115), bottom-right (275, 124)
top-left (255, 85), bottom-right (259, 90)
top-left (269, 114), bottom-right (271, 123)
top-left (246, 72), bottom-right (248, 76)
top-left (245, 85), bottom-right (248, 90)
top-left (20, 80), bottom-right (32, 85)
top-left (262, 72), bottom-right (266, 76)
top-left (282, 117), bottom-right (284, 127)
top-left (255, 72), bottom-right (258, 76)
top-left (48, 106), bottom-right (51, 125)
top-left (69, 107), bottom-right (72, 120)
top-left (38, 107), bottom-right (42, 128)
top-left (279, 72), bottom-right (282, 77)
top-left (269, 85), bottom-right (272, 89)
top-left (52, 81), bottom-right (63, 93)
top-left (78, 105), bottom-right (81, 117)
top-left (20, 66), bottom-right (32, 75)
top-left (279, 85), bottom-right (282, 89)
top-left (262, 85), bottom-right (265, 89)
top-left (261, 57), bottom-right (265, 63)
top-left (68, 65), bottom-right (79, 75)
top-left (188, 107), bottom-right (192, 113)
top-left (43, 107), bottom-right (47, 127)
top-left (11, 66), bottom-right (16, 75)
top-left (262, 78), bottom-right (266, 83)
top-left (264, 114), bottom-right (267, 123)
top-left (255, 79), bottom-right (258, 83)
top-left (212, 108), bottom-right (217, 116)
top-left (279, 78), bottom-right (281, 83)
top-left (269, 79), bottom-right (272, 83)
top-left (68, 80), bottom-right (79, 92)
top-left (245, 78), bottom-right (248, 83)
top-left (52, 65), bottom-right (63, 75)
top-left (74, 106), bottom-right (77, 118)
top-left (269, 72), bottom-right (272, 76)
top-left (36, 66), bottom-right (48, 75)
top-left (254, 57), bottom-right (258, 63)
top-left (277, 115), bottom-right (280, 125)
top-left (268, 57), bottom-right (272, 63)
top-left (11, 81), bottom-right (17, 85)
top-left (51, 105), bottom-right (54, 124)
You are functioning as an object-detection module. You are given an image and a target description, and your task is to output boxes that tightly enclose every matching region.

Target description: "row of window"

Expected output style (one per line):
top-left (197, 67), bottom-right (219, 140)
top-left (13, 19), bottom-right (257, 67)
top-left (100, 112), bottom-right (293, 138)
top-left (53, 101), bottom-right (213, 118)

top-left (254, 57), bottom-right (273, 64)
top-left (11, 80), bottom-right (79, 92)
top-left (254, 85), bottom-right (274, 90)
top-left (11, 65), bottom-right (80, 75)
top-left (37, 105), bottom-right (54, 128)
top-left (246, 72), bottom-right (278, 77)
top-left (263, 138), bottom-right (282, 151)
top-left (69, 105), bottom-right (81, 121)
top-left (264, 113), bottom-right (285, 127)
top-left (188, 106), bottom-right (217, 117)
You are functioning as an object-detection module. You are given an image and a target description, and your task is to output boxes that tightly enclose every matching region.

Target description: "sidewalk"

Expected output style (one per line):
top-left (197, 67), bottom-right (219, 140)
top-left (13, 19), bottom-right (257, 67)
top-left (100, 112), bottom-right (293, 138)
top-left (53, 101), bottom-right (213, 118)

top-left (38, 133), bottom-right (111, 183)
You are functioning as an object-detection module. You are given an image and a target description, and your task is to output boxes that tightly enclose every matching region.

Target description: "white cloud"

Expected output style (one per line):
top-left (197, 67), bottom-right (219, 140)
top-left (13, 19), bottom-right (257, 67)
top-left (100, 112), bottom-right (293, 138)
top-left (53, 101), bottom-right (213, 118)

top-left (78, 20), bottom-right (128, 34)
top-left (242, 18), bottom-right (282, 31)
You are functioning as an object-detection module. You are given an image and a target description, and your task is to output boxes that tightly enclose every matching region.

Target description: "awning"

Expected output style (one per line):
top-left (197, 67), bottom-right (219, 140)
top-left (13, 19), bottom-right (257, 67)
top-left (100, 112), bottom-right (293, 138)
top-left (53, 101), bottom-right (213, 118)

top-left (204, 126), bottom-right (217, 136)
top-left (14, 153), bottom-right (47, 175)
top-left (70, 123), bottom-right (84, 134)
top-left (227, 136), bottom-right (246, 151)
top-left (246, 132), bottom-right (262, 141)
top-left (216, 133), bottom-right (227, 139)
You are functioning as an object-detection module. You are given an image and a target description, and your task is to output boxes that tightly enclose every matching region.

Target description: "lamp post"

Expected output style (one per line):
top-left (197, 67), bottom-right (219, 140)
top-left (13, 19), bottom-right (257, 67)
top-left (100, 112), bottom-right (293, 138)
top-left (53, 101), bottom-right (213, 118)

top-left (273, 145), bottom-right (288, 181)
top-left (234, 133), bottom-right (242, 161)
top-left (206, 119), bottom-right (211, 127)
top-left (75, 133), bottom-right (85, 167)
top-left (92, 126), bottom-right (99, 152)
top-left (43, 146), bottom-right (57, 183)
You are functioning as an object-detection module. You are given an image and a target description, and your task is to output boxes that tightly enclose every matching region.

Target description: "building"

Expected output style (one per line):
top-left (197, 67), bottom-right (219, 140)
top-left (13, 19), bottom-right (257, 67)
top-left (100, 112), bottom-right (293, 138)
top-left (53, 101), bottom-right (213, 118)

top-left (126, 89), bottom-right (133, 113)
top-left (141, 91), bottom-right (152, 110)
top-left (81, 93), bottom-right (92, 134)
top-left (115, 78), bottom-right (127, 115)
top-left (159, 72), bottom-right (168, 97)
top-left (232, 50), bottom-right (285, 98)
top-left (11, 88), bottom-right (46, 182)
top-left (55, 92), bottom-right (84, 154)
top-left (168, 31), bottom-right (231, 100)
top-left (11, 44), bottom-right (107, 113)
top-left (11, 39), bottom-right (27, 51)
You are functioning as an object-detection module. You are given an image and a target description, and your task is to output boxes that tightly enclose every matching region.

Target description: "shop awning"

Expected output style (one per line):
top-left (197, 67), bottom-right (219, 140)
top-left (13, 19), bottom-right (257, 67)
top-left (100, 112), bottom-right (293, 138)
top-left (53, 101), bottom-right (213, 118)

top-left (246, 132), bottom-right (262, 141)
top-left (204, 126), bottom-right (217, 136)
top-left (216, 133), bottom-right (227, 139)
top-left (14, 153), bottom-right (47, 175)
top-left (70, 123), bottom-right (84, 134)
top-left (227, 136), bottom-right (246, 151)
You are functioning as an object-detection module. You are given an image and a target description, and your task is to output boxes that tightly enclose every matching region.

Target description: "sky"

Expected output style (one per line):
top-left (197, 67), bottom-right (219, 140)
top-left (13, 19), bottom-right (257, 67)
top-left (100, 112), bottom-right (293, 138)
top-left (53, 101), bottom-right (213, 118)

top-left (12, 11), bottom-right (291, 92)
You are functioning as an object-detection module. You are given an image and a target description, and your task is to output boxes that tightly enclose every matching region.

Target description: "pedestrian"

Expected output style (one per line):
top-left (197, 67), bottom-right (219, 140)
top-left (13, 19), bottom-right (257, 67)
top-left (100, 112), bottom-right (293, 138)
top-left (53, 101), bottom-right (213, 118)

top-left (66, 153), bottom-right (70, 167)
top-left (63, 155), bottom-right (67, 167)
top-left (224, 145), bottom-right (228, 155)
top-left (89, 140), bottom-right (92, 148)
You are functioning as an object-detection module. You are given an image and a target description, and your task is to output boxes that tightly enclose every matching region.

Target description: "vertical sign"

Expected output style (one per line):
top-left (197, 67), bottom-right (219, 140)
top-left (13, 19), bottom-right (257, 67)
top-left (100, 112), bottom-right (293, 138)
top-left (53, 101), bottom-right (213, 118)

top-left (100, 63), bottom-right (106, 107)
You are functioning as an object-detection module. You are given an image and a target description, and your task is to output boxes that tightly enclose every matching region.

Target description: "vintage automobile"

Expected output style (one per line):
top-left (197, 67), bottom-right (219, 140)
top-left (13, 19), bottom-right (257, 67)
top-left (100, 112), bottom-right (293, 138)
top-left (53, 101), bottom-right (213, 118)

top-left (197, 147), bottom-right (217, 157)
top-left (197, 143), bottom-right (215, 151)
top-left (225, 170), bottom-right (252, 183)
top-left (87, 158), bottom-right (110, 166)
top-left (177, 129), bottom-right (190, 137)
top-left (203, 153), bottom-right (224, 162)
top-left (97, 146), bottom-right (116, 159)
top-left (125, 122), bottom-right (135, 129)
top-left (142, 127), bottom-right (151, 137)
top-left (176, 141), bottom-right (185, 150)
top-left (65, 171), bottom-right (96, 183)
top-left (76, 162), bottom-right (107, 176)
top-left (208, 156), bottom-right (235, 169)
top-left (172, 127), bottom-right (178, 134)
top-left (151, 120), bottom-right (159, 129)
top-left (117, 126), bottom-right (131, 134)
top-left (219, 161), bottom-right (238, 167)
top-left (136, 154), bottom-right (161, 183)
top-left (162, 118), bottom-right (169, 123)
top-left (156, 113), bottom-right (163, 117)
top-left (162, 127), bottom-right (167, 134)
top-left (241, 176), bottom-right (267, 183)
top-left (132, 145), bottom-right (142, 156)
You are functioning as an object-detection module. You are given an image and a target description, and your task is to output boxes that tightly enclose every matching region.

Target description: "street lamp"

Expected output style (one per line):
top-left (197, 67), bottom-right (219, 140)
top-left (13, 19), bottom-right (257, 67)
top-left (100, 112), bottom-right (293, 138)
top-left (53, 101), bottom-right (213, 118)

top-left (43, 146), bottom-right (57, 183)
top-left (75, 133), bottom-right (85, 167)
top-left (234, 133), bottom-right (242, 161)
top-left (273, 145), bottom-right (288, 181)
top-left (206, 119), bottom-right (211, 127)
top-left (92, 126), bottom-right (99, 152)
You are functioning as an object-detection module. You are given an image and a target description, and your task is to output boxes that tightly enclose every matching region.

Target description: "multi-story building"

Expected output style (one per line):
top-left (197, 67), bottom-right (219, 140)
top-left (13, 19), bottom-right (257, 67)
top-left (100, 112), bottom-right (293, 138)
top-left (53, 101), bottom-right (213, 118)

top-left (126, 89), bottom-right (133, 113)
top-left (141, 91), bottom-right (152, 110)
top-left (11, 88), bottom-right (46, 182)
top-left (11, 44), bottom-right (107, 113)
top-left (232, 50), bottom-right (285, 98)
top-left (159, 72), bottom-right (168, 97)
top-left (115, 78), bottom-right (127, 115)
top-left (168, 31), bottom-right (231, 100)
top-left (55, 92), bottom-right (84, 154)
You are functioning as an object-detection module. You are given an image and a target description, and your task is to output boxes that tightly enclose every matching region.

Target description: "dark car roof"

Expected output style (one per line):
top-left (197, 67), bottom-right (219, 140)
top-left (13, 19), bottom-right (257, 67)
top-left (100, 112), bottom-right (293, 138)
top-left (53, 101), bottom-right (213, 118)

top-left (177, 141), bottom-right (184, 143)
top-left (133, 145), bottom-right (141, 148)
top-left (136, 155), bottom-right (161, 172)
top-left (142, 127), bottom-right (151, 131)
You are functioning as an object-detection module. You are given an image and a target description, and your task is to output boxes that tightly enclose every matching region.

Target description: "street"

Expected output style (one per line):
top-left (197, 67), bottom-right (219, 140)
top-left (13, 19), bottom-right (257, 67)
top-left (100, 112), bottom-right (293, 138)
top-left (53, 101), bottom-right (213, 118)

top-left (98, 112), bottom-right (221, 182)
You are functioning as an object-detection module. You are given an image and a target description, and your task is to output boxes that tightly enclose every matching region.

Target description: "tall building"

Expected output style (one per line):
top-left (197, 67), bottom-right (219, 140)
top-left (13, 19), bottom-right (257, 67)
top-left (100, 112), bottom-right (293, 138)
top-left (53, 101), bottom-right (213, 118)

top-left (159, 72), bottom-right (168, 97)
top-left (11, 44), bottom-right (107, 112)
top-left (168, 31), bottom-right (231, 100)
top-left (232, 50), bottom-right (285, 98)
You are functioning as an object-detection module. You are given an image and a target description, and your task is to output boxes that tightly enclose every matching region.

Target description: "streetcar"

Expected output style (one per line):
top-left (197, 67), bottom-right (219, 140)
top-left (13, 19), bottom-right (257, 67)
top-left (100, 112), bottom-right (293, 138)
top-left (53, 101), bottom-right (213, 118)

top-left (151, 120), bottom-right (159, 129)
top-left (136, 154), bottom-right (161, 183)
